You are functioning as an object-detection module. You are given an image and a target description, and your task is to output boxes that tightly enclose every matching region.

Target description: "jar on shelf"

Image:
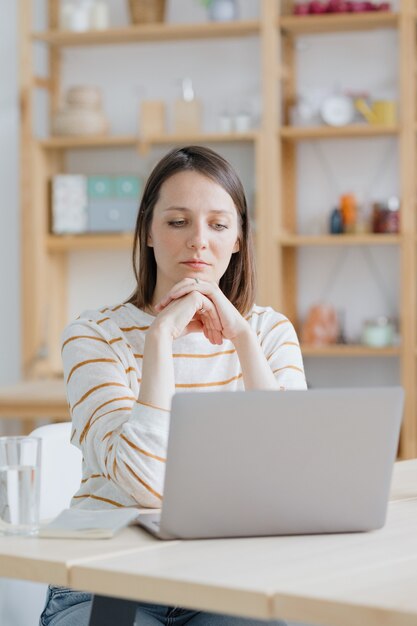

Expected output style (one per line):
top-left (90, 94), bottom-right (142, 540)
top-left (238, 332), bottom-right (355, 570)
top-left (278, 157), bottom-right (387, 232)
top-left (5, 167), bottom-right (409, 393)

top-left (372, 196), bottom-right (400, 234)
top-left (361, 317), bottom-right (395, 348)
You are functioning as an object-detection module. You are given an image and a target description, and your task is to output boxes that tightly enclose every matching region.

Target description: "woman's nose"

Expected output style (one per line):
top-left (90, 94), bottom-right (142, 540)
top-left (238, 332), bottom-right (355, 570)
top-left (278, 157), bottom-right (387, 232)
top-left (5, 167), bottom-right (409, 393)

top-left (187, 225), bottom-right (208, 249)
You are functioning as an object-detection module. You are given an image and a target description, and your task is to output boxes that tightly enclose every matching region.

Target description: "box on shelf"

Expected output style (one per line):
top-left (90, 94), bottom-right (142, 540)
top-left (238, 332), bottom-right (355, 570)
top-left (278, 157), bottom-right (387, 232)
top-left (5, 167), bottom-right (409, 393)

top-left (51, 175), bottom-right (88, 234)
top-left (139, 100), bottom-right (166, 138)
top-left (87, 175), bottom-right (114, 199)
top-left (87, 175), bottom-right (142, 233)
top-left (51, 174), bottom-right (142, 234)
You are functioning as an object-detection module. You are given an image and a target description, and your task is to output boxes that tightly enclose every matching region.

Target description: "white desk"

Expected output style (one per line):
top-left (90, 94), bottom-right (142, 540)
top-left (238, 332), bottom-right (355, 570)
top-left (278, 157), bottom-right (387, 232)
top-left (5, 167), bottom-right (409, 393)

top-left (0, 527), bottom-right (161, 586)
top-left (0, 460), bottom-right (416, 625)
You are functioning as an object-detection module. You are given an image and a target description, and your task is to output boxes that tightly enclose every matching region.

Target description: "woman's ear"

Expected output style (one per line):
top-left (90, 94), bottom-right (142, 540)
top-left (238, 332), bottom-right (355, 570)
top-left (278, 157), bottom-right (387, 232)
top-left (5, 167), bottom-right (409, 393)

top-left (147, 233), bottom-right (153, 247)
top-left (232, 239), bottom-right (240, 253)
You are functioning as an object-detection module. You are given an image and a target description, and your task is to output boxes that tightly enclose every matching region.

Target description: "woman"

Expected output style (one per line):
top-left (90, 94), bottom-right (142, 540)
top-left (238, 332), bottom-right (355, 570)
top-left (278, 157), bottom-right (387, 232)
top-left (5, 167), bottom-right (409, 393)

top-left (40, 146), bottom-right (306, 626)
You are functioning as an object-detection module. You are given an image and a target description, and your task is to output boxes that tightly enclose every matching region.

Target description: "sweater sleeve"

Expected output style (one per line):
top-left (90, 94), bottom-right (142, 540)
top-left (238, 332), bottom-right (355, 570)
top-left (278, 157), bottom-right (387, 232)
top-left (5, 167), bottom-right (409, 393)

top-left (259, 315), bottom-right (307, 390)
top-left (62, 320), bottom-right (168, 508)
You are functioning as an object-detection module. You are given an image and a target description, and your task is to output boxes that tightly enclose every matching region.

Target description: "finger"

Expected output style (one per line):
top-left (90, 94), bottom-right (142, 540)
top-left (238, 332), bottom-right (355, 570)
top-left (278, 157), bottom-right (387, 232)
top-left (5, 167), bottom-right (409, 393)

top-left (199, 296), bottom-right (222, 332)
top-left (205, 327), bottom-right (218, 345)
top-left (212, 329), bottom-right (223, 345)
top-left (155, 278), bottom-right (202, 310)
top-left (156, 280), bottom-right (215, 311)
top-left (206, 304), bottom-right (222, 332)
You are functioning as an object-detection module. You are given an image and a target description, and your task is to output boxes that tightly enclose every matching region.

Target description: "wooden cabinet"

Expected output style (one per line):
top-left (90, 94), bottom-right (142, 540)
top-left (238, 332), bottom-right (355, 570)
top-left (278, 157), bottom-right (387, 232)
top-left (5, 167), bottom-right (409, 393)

top-left (18, 0), bottom-right (417, 455)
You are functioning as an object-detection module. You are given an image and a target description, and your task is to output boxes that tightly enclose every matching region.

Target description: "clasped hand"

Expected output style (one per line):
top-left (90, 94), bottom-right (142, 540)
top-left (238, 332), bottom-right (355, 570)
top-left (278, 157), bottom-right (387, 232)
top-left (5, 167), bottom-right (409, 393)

top-left (152, 278), bottom-right (249, 345)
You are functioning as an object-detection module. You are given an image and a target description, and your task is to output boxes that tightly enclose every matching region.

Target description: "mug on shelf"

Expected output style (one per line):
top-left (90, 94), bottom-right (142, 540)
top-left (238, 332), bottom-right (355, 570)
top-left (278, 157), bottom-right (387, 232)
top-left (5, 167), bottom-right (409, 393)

top-left (355, 98), bottom-right (397, 125)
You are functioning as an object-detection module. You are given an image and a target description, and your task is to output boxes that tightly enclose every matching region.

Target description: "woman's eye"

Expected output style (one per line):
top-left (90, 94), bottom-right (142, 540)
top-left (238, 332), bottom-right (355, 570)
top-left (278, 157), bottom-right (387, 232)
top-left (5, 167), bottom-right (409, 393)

top-left (212, 223), bottom-right (228, 230)
top-left (168, 220), bottom-right (187, 227)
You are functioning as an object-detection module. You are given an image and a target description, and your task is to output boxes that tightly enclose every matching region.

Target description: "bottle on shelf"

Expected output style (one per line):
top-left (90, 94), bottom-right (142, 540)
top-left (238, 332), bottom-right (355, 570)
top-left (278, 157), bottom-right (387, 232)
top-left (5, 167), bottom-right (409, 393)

top-left (173, 78), bottom-right (202, 135)
top-left (339, 193), bottom-right (357, 234)
top-left (329, 207), bottom-right (344, 234)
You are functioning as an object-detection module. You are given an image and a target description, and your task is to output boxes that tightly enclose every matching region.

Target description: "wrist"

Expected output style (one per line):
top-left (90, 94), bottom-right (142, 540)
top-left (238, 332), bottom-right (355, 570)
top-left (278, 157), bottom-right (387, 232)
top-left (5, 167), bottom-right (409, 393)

top-left (230, 322), bottom-right (253, 349)
top-left (147, 321), bottom-right (174, 344)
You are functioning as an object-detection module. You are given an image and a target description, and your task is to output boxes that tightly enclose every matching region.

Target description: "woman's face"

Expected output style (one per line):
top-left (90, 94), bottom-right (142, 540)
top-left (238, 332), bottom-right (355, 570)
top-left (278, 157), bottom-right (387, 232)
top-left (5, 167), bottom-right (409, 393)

top-left (148, 170), bottom-right (240, 300)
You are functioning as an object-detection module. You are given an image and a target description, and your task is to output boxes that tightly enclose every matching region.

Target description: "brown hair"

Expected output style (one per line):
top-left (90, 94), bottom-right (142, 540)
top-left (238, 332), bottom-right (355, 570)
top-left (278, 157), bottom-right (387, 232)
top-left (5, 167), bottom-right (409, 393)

top-left (127, 145), bottom-right (256, 315)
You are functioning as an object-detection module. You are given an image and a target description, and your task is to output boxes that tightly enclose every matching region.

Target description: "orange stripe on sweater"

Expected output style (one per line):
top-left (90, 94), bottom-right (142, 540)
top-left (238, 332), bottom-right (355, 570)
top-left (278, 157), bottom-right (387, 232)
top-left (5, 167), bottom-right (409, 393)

top-left (72, 382), bottom-right (127, 412)
top-left (272, 365), bottom-right (304, 375)
top-left (175, 373), bottom-right (243, 388)
top-left (78, 395), bottom-right (134, 443)
top-left (67, 358), bottom-right (118, 383)
top-left (122, 460), bottom-right (162, 500)
top-left (120, 433), bottom-right (166, 463)
top-left (136, 399), bottom-right (170, 413)
top-left (62, 335), bottom-right (107, 351)
top-left (72, 494), bottom-right (124, 508)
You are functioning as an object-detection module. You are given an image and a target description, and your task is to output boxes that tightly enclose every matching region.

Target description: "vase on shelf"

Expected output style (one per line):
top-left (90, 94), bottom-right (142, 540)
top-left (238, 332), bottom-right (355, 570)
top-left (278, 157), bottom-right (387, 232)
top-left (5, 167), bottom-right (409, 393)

top-left (128, 0), bottom-right (166, 24)
top-left (51, 86), bottom-right (109, 136)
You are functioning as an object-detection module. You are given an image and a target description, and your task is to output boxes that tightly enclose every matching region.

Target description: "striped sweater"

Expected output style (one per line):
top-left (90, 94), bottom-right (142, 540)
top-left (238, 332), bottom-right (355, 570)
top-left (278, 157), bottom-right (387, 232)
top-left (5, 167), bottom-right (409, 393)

top-left (62, 302), bottom-right (307, 510)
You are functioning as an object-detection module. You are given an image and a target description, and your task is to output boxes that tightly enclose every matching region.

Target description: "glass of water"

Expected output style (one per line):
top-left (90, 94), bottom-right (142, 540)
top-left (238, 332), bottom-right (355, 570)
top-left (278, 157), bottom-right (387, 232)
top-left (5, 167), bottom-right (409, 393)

top-left (0, 436), bottom-right (42, 535)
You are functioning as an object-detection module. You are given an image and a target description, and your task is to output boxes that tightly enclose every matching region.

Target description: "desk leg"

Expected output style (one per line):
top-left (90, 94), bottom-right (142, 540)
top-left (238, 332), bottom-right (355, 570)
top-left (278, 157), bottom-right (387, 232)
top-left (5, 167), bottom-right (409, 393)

top-left (88, 595), bottom-right (137, 626)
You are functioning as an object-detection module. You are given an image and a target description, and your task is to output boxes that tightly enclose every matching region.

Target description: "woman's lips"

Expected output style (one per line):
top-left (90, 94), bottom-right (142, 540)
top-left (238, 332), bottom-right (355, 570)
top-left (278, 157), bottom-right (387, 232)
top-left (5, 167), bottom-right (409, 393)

top-left (181, 261), bottom-right (209, 270)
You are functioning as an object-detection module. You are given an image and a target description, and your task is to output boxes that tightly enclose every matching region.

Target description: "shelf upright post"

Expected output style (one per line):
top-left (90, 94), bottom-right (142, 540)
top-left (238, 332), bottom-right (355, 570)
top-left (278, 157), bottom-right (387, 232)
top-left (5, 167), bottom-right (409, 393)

top-left (45, 0), bottom-right (69, 375)
top-left (19, 0), bottom-right (46, 381)
top-left (280, 8), bottom-right (298, 326)
top-left (398, 0), bottom-right (417, 458)
top-left (258, 0), bottom-right (281, 309)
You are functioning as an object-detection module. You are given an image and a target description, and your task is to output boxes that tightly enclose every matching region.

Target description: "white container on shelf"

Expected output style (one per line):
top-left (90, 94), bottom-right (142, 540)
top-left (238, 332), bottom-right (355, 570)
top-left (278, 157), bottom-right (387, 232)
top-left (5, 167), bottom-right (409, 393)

top-left (90, 1), bottom-right (110, 30)
top-left (70, 0), bottom-right (93, 32)
top-left (59, 1), bottom-right (75, 30)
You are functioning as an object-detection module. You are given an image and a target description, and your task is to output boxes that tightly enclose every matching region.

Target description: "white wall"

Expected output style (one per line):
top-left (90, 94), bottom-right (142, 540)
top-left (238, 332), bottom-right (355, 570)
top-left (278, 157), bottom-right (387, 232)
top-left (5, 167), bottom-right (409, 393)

top-left (0, 0), bottom-right (20, 386)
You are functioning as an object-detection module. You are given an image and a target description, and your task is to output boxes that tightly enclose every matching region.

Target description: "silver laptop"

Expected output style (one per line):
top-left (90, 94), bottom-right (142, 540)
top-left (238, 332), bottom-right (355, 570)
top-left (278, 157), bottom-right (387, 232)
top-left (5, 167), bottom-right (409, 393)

top-left (136, 387), bottom-right (404, 540)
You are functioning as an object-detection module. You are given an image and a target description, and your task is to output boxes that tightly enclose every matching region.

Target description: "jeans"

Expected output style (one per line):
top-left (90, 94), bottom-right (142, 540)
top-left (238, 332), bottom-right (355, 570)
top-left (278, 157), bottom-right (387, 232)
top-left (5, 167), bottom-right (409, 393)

top-left (39, 586), bottom-right (287, 626)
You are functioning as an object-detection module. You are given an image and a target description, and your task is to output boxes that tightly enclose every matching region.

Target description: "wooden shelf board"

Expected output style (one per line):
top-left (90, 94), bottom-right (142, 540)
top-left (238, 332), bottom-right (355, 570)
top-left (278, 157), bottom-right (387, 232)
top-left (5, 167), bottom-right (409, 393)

top-left (40, 135), bottom-right (137, 149)
top-left (279, 12), bottom-right (398, 36)
top-left (47, 234), bottom-right (134, 252)
top-left (148, 131), bottom-right (259, 144)
top-left (39, 132), bottom-right (258, 150)
top-left (302, 344), bottom-right (401, 357)
top-left (279, 234), bottom-right (402, 246)
top-left (280, 124), bottom-right (399, 140)
top-left (0, 379), bottom-right (67, 419)
top-left (32, 20), bottom-right (260, 46)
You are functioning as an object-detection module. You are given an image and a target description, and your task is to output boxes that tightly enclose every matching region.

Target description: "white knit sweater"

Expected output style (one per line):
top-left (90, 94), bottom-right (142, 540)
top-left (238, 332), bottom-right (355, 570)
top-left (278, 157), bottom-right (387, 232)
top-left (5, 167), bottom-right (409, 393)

top-left (62, 302), bottom-right (307, 510)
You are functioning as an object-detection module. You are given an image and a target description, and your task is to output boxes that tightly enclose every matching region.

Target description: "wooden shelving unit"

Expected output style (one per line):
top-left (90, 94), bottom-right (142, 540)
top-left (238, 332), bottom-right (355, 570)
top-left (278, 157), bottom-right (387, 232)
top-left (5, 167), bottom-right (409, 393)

top-left (271, 0), bottom-right (417, 458)
top-left (18, 1), bottom-right (417, 456)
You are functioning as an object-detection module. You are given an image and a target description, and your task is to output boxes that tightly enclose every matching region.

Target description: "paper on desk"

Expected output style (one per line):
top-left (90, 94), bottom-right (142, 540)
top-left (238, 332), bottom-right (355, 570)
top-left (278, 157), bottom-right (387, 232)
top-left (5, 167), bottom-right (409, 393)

top-left (38, 507), bottom-right (140, 539)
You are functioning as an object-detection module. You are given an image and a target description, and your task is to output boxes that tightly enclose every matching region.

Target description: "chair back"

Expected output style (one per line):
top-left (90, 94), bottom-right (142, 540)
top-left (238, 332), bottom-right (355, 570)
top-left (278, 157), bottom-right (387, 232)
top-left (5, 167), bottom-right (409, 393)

top-left (30, 422), bottom-right (82, 519)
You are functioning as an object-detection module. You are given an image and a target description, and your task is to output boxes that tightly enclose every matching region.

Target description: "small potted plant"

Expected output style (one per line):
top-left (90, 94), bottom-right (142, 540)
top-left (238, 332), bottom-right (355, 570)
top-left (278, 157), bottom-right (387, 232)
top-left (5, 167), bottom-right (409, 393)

top-left (199, 0), bottom-right (239, 22)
